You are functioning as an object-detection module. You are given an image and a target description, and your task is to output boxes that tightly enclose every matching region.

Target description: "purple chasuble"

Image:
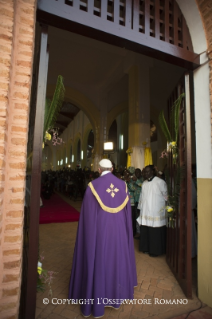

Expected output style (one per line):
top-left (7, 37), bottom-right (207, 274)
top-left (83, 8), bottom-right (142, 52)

top-left (68, 173), bottom-right (137, 317)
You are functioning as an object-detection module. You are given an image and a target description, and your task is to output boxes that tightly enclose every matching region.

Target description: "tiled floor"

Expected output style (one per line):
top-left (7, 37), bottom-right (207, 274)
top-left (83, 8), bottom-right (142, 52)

top-left (172, 306), bottom-right (212, 319)
top-left (36, 195), bottom-right (212, 319)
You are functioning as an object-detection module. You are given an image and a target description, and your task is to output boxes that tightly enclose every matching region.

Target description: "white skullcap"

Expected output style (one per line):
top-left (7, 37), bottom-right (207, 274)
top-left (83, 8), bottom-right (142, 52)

top-left (99, 159), bottom-right (112, 168)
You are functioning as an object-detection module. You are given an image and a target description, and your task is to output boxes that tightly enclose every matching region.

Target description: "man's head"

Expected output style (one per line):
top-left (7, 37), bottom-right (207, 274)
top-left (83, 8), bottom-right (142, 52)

top-left (135, 168), bottom-right (142, 179)
top-left (144, 165), bottom-right (155, 180)
top-left (98, 159), bottom-right (113, 174)
top-left (123, 169), bottom-right (131, 182)
top-left (123, 169), bottom-right (129, 178)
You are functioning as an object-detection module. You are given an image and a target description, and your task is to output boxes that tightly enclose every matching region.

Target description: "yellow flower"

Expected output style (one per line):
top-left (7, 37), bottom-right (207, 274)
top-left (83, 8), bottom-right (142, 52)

top-left (170, 141), bottom-right (176, 147)
top-left (126, 147), bottom-right (133, 154)
top-left (166, 206), bottom-right (173, 212)
top-left (37, 266), bottom-right (42, 275)
top-left (38, 261), bottom-right (42, 274)
top-left (45, 132), bottom-right (51, 141)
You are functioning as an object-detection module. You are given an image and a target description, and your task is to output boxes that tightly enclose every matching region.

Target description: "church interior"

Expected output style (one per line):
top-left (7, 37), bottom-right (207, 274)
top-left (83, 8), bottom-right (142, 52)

top-left (40, 25), bottom-right (193, 173)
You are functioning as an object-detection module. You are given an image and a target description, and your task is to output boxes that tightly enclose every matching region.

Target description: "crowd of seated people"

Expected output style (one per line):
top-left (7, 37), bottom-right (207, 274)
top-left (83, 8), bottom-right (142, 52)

top-left (41, 167), bottom-right (101, 201)
top-left (41, 164), bottom-right (164, 202)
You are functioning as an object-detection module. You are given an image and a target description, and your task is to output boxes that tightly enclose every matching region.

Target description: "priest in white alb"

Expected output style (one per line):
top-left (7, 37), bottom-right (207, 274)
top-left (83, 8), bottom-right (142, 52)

top-left (137, 165), bottom-right (167, 257)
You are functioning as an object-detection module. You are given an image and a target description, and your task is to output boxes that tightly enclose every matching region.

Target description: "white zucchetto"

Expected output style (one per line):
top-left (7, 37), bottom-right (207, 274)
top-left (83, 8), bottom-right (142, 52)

top-left (99, 159), bottom-right (112, 168)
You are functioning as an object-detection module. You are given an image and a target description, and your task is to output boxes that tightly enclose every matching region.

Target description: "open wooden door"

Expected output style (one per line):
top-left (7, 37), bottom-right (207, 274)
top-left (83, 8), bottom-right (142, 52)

top-left (19, 25), bottom-right (49, 319)
top-left (166, 72), bottom-right (193, 298)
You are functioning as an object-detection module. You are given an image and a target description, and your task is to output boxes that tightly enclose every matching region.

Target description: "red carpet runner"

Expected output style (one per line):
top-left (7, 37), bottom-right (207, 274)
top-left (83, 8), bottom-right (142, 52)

top-left (39, 193), bottom-right (80, 224)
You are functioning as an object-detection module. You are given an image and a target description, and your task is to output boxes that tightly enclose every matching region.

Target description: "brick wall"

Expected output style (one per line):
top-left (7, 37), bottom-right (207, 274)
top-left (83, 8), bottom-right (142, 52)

top-left (196, 0), bottom-right (212, 140)
top-left (0, 0), bottom-right (37, 318)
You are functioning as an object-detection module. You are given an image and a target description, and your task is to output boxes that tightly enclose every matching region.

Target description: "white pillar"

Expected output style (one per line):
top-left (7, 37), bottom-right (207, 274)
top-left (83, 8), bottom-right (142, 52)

top-left (128, 63), bottom-right (151, 148)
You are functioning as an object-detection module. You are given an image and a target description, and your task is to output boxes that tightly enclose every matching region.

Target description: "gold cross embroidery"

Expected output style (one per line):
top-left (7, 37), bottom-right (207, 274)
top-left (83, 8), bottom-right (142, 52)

top-left (106, 183), bottom-right (119, 198)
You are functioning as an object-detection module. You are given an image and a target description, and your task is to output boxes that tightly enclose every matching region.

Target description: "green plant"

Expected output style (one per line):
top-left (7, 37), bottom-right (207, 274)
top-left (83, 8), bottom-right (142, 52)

top-left (159, 93), bottom-right (184, 144)
top-left (37, 269), bottom-right (57, 296)
top-left (159, 93), bottom-right (184, 164)
top-left (158, 93), bottom-right (185, 227)
top-left (37, 252), bottom-right (57, 296)
top-left (43, 75), bottom-right (65, 142)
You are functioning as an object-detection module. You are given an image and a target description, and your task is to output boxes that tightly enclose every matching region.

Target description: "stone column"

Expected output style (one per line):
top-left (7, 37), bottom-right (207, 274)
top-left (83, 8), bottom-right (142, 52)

top-left (93, 99), bottom-right (107, 171)
top-left (128, 64), bottom-right (150, 148)
top-left (116, 112), bottom-right (128, 169)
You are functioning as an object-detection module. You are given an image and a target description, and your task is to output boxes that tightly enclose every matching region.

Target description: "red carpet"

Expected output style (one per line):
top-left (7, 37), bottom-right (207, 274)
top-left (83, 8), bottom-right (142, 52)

top-left (39, 193), bottom-right (80, 224)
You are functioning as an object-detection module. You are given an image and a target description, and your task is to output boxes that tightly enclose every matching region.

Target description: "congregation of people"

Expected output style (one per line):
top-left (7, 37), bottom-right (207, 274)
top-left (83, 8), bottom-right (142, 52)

top-left (41, 162), bottom-right (171, 258)
top-left (41, 167), bottom-right (99, 200)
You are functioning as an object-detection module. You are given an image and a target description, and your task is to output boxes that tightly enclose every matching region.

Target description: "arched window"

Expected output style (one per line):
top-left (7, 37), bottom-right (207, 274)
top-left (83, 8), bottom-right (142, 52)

top-left (77, 139), bottom-right (81, 162)
top-left (70, 145), bottom-right (72, 162)
top-left (87, 130), bottom-right (94, 159)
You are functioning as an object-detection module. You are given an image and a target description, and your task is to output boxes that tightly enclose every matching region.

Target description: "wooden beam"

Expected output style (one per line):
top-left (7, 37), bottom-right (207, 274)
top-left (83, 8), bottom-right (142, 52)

top-left (37, 0), bottom-right (200, 69)
top-left (155, 0), bottom-right (160, 39)
top-left (173, 0), bottom-right (178, 46)
top-left (132, 0), bottom-right (139, 32)
top-left (59, 111), bottom-right (75, 119)
top-left (55, 120), bottom-right (68, 128)
top-left (87, 0), bottom-right (93, 15)
top-left (182, 17), bottom-right (187, 49)
top-left (164, 0), bottom-right (169, 42)
top-left (101, 0), bottom-right (107, 20)
top-left (125, 0), bottom-right (132, 29)
top-left (73, 0), bottom-right (79, 9)
top-left (145, 0), bottom-right (150, 36)
top-left (114, 0), bottom-right (119, 25)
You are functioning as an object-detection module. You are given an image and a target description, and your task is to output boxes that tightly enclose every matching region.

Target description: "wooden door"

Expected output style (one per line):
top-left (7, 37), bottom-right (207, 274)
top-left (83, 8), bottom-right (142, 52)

top-left (166, 72), bottom-right (193, 298)
top-left (19, 25), bottom-right (49, 319)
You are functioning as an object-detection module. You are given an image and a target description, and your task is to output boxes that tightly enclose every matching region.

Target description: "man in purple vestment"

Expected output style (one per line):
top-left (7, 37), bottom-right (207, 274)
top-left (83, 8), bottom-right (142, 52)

top-left (68, 159), bottom-right (137, 318)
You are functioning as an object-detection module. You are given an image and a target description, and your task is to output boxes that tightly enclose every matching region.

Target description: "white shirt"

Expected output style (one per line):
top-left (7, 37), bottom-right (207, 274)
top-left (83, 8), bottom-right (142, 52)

top-left (101, 171), bottom-right (111, 176)
top-left (137, 176), bottom-right (167, 227)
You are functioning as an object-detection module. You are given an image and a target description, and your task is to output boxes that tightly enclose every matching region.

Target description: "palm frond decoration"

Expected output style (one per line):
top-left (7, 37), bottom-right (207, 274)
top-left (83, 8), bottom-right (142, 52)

top-left (159, 93), bottom-right (185, 147)
top-left (43, 75), bottom-right (65, 141)
top-left (159, 93), bottom-right (185, 227)
top-left (43, 98), bottom-right (51, 137)
top-left (158, 111), bottom-right (172, 142)
top-left (172, 93), bottom-right (185, 143)
top-left (164, 165), bottom-right (185, 213)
